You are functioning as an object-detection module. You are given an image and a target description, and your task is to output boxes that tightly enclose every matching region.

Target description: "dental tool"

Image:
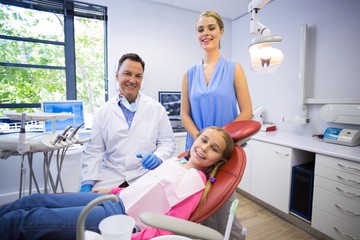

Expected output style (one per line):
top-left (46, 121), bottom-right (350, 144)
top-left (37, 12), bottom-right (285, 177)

top-left (66, 123), bottom-right (85, 143)
top-left (51, 125), bottom-right (72, 145)
top-left (17, 113), bottom-right (30, 154)
top-left (69, 122), bottom-right (84, 138)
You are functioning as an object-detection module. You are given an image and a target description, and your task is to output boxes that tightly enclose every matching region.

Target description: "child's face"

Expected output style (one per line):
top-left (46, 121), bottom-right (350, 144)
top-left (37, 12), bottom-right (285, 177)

top-left (189, 128), bottom-right (226, 169)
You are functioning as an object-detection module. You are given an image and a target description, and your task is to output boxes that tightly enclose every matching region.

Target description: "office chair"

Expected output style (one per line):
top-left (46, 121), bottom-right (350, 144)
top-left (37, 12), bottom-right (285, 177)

top-left (77, 120), bottom-right (261, 240)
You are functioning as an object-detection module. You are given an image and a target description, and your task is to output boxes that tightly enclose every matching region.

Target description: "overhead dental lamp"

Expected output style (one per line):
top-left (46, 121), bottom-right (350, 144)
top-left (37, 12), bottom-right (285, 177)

top-left (248, 0), bottom-right (284, 74)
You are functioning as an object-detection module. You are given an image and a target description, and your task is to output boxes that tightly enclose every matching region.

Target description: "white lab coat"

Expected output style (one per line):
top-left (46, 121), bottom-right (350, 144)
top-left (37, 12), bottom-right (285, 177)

top-left (81, 92), bottom-right (175, 188)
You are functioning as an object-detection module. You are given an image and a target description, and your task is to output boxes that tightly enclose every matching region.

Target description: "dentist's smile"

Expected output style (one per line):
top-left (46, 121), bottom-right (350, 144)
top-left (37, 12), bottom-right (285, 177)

top-left (125, 84), bottom-right (136, 89)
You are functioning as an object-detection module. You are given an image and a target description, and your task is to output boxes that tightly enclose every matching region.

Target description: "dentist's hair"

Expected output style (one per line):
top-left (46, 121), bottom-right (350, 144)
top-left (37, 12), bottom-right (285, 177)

top-left (118, 53), bottom-right (145, 72)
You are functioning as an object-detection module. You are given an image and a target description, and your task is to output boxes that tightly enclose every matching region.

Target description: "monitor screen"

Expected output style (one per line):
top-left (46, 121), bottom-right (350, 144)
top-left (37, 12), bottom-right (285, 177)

top-left (158, 91), bottom-right (181, 120)
top-left (41, 100), bottom-right (85, 132)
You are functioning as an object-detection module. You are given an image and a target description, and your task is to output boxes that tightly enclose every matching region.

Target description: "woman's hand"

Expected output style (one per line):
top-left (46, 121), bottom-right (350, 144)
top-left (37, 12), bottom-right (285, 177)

top-left (92, 188), bottom-right (111, 194)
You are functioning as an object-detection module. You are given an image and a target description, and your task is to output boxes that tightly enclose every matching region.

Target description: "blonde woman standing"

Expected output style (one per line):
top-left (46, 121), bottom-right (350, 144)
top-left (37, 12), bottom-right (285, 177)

top-left (181, 11), bottom-right (253, 240)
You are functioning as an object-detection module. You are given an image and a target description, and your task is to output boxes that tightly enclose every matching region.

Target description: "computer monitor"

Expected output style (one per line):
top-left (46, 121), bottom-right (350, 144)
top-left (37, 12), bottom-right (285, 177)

top-left (41, 100), bottom-right (85, 132)
top-left (158, 91), bottom-right (181, 120)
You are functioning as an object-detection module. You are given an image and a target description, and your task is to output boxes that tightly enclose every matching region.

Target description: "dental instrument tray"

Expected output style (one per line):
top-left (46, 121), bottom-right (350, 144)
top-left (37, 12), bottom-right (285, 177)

top-left (5, 112), bottom-right (74, 121)
top-left (323, 127), bottom-right (360, 147)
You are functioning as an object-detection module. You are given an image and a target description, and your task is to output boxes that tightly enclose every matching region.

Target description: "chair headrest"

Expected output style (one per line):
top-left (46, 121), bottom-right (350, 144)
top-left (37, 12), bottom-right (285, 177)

top-left (222, 120), bottom-right (261, 143)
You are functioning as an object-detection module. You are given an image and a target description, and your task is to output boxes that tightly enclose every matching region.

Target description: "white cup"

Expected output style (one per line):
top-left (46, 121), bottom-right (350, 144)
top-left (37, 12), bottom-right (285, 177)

top-left (99, 215), bottom-right (135, 240)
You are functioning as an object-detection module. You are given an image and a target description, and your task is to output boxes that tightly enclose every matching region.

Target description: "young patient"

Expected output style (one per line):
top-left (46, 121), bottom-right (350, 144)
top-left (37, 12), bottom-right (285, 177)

top-left (0, 126), bottom-right (234, 240)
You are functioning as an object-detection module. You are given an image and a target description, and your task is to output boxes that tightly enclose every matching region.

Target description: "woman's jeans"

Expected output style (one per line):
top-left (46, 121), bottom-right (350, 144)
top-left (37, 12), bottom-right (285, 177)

top-left (0, 193), bottom-right (125, 240)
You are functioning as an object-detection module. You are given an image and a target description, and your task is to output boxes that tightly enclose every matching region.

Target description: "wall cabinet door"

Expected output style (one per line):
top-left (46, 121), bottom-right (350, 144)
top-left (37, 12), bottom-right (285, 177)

top-left (251, 140), bottom-right (292, 213)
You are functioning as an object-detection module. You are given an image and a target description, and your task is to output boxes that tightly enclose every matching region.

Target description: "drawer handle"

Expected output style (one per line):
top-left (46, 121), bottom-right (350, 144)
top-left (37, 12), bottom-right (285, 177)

top-left (336, 187), bottom-right (360, 198)
top-left (337, 163), bottom-right (360, 172)
top-left (333, 227), bottom-right (357, 240)
top-left (337, 175), bottom-right (360, 185)
top-left (274, 151), bottom-right (289, 157)
top-left (335, 204), bottom-right (360, 216)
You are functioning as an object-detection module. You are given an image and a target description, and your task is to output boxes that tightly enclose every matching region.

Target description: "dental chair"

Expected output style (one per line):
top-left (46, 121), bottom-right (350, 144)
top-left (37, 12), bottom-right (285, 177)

top-left (77, 120), bottom-right (261, 240)
top-left (139, 120), bottom-right (261, 239)
top-left (180, 120), bottom-right (260, 224)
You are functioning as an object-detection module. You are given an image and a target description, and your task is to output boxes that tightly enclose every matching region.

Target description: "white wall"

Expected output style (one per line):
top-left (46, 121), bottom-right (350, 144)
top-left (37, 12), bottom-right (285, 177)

top-left (232, 0), bottom-right (360, 135)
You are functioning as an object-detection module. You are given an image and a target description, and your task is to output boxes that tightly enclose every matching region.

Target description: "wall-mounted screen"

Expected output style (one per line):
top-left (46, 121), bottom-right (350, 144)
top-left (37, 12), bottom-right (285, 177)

top-left (158, 91), bottom-right (181, 120)
top-left (41, 100), bottom-right (84, 132)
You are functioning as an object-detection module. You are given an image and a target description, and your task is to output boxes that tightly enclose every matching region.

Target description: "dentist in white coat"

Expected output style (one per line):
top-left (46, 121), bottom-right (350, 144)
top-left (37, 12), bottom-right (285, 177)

top-left (80, 53), bottom-right (175, 191)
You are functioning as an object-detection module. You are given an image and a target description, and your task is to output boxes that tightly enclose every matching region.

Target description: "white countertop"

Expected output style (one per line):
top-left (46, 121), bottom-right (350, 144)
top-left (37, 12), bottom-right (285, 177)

top-left (252, 130), bottom-right (360, 163)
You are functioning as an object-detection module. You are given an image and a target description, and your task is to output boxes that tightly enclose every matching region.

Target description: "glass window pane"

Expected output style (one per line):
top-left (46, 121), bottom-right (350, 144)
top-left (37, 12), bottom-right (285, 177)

top-left (74, 16), bottom-right (105, 126)
top-left (0, 39), bottom-right (65, 66)
top-left (0, 67), bottom-right (66, 104)
top-left (0, 4), bottom-right (64, 42)
top-left (0, 2), bottom-right (108, 131)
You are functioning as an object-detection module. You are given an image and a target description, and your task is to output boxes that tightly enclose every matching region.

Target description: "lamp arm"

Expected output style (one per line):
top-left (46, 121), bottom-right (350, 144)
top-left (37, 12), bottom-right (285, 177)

top-left (250, 9), bottom-right (271, 36)
top-left (248, 0), bottom-right (270, 12)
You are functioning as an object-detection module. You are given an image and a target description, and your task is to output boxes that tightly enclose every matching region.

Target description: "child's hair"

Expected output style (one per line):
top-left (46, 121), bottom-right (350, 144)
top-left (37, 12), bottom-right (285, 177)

top-left (188, 126), bottom-right (234, 204)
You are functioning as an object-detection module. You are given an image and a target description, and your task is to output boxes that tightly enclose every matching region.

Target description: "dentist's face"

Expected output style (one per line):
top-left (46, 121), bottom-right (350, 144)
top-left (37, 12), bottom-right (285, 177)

top-left (196, 16), bottom-right (224, 51)
top-left (116, 59), bottom-right (143, 102)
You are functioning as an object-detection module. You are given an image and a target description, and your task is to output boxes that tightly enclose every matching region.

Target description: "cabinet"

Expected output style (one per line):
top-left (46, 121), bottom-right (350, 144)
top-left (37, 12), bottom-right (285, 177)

top-left (251, 140), bottom-right (293, 213)
top-left (249, 140), bottom-right (313, 213)
top-left (240, 131), bottom-right (360, 239)
top-left (312, 154), bottom-right (360, 240)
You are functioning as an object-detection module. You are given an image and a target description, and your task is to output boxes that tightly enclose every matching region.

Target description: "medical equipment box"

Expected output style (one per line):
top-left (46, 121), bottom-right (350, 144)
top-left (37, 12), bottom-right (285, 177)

top-left (290, 162), bottom-right (315, 223)
top-left (323, 127), bottom-right (360, 146)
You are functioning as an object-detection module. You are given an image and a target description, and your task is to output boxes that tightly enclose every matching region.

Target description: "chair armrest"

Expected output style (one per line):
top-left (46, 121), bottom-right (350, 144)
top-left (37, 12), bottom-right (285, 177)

top-left (140, 212), bottom-right (223, 240)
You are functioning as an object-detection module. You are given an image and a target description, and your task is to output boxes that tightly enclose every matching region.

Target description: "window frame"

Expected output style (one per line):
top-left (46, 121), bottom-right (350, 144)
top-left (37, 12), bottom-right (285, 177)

top-left (0, 0), bottom-right (108, 109)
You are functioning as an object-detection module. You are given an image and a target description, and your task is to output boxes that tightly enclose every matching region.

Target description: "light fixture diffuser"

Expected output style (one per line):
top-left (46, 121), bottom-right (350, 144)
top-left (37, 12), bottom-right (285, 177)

top-left (249, 36), bottom-right (284, 74)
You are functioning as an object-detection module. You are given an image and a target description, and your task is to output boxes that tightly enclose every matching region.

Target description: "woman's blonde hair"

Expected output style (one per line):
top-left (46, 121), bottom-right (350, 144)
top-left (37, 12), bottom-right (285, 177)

top-left (198, 11), bottom-right (224, 32)
top-left (188, 126), bottom-right (234, 204)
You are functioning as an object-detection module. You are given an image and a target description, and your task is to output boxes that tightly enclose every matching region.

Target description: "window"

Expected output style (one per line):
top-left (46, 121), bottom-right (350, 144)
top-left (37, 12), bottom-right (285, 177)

top-left (0, 0), bottom-right (108, 131)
